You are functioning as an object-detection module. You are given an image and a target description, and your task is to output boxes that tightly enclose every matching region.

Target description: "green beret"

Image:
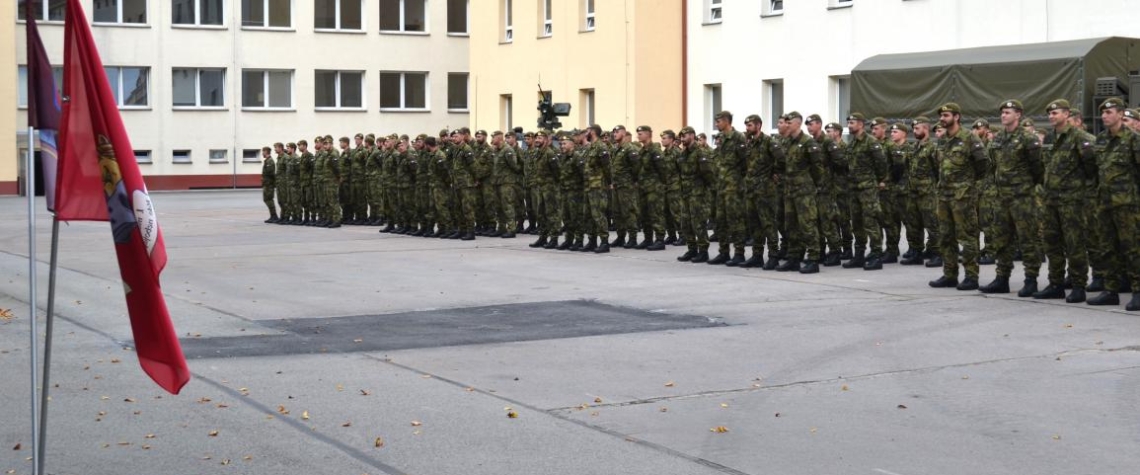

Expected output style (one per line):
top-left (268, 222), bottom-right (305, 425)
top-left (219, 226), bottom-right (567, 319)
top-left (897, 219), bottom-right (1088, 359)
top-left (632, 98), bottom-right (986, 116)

top-left (475, 130), bottom-right (487, 136)
top-left (1000, 99), bottom-right (1023, 112)
top-left (416, 133), bottom-right (428, 140)
top-left (678, 126), bottom-right (696, 135)
top-left (871, 117), bottom-right (888, 126)
top-left (635, 125), bottom-right (652, 133)
top-left (524, 131), bottom-right (535, 138)
top-left (1021, 118), bottom-right (1036, 127)
top-left (387, 134), bottom-right (399, 140)
top-left (1045, 99), bottom-right (1071, 112)
top-left (659, 129), bottom-right (676, 139)
top-left (824, 122), bottom-right (843, 131)
top-left (806, 113), bottom-right (822, 124)
top-left (846, 112), bottom-right (866, 122)
top-left (785, 111), bottom-right (803, 121)
top-left (1099, 97), bottom-right (1127, 111)
top-left (890, 123), bottom-right (910, 134)
top-left (913, 116), bottom-right (932, 125)
top-left (1124, 109), bottom-right (1138, 120)
top-left (439, 128), bottom-right (450, 136)
top-left (938, 103), bottom-right (962, 114)
top-left (744, 114), bottom-right (763, 124)
top-left (971, 119), bottom-right (990, 129)
top-left (535, 130), bottom-right (549, 137)
top-left (713, 110), bottom-right (733, 121)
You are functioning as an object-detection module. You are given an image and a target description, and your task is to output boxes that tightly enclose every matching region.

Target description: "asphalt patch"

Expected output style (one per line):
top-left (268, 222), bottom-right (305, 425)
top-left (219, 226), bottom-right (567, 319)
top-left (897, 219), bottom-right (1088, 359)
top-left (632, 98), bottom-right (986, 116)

top-left (181, 300), bottom-right (724, 359)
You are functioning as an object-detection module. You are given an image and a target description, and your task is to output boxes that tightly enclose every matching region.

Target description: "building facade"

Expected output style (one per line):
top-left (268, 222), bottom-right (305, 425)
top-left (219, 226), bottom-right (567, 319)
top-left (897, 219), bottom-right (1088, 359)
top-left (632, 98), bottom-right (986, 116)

top-left (469, 0), bottom-right (682, 135)
top-left (9, 0), bottom-right (469, 193)
top-left (685, 0), bottom-right (1140, 135)
top-left (1, 4), bottom-right (16, 194)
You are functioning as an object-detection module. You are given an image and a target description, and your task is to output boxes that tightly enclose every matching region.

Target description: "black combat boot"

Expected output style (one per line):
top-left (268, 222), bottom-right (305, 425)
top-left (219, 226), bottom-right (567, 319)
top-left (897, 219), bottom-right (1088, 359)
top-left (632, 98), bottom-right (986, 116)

top-left (979, 276), bottom-right (1010, 294)
top-left (1063, 276), bottom-right (1073, 289)
top-left (1032, 284), bottom-right (1065, 299)
top-left (842, 252), bottom-right (865, 269)
top-left (822, 252), bottom-right (842, 267)
top-left (863, 255), bottom-right (883, 271)
top-left (740, 254), bottom-right (763, 268)
top-left (544, 236), bottom-right (559, 249)
top-left (674, 237), bottom-right (686, 247)
top-left (707, 252), bottom-right (730, 265)
top-left (882, 252), bottom-right (898, 264)
top-left (1127, 293), bottom-right (1140, 311)
top-left (460, 231), bottom-right (476, 241)
top-left (925, 255), bottom-right (943, 268)
top-left (928, 275), bottom-right (959, 288)
top-left (956, 277), bottom-right (979, 291)
top-left (677, 249), bottom-right (696, 262)
top-left (636, 234), bottom-right (651, 249)
top-left (978, 254), bottom-right (996, 265)
top-left (1087, 291), bottom-right (1119, 306)
top-left (1088, 276), bottom-right (1106, 292)
top-left (529, 236), bottom-right (548, 248)
top-left (624, 235), bottom-right (639, 249)
top-left (1065, 287), bottom-right (1086, 303)
top-left (664, 234), bottom-right (677, 246)
top-left (725, 253), bottom-right (746, 267)
top-left (902, 249), bottom-right (917, 260)
top-left (646, 240), bottom-right (666, 251)
top-left (776, 259), bottom-right (800, 272)
top-left (557, 237), bottom-right (573, 250)
top-left (501, 230), bottom-right (517, 238)
top-left (609, 234), bottom-right (626, 248)
top-left (489, 228), bottom-right (504, 238)
top-left (582, 236), bottom-right (598, 252)
top-left (799, 260), bottom-right (820, 274)
top-left (381, 223), bottom-right (395, 233)
top-left (1017, 278), bottom-right (1038, 298)
top-left (900, 253), bottom-right (924, 265)
top-left (763, 256), bottom-right (780, 271)
top-left (691, 250), bottom-right (710, 263)
top-left (569, 237), bottom-right (584, 251)
top-left (594, 239), bottom-right (610, 253)
top-left (524, 223), bottom-right (537, 234)
top-left (840, 247), bottom-right (853, 260)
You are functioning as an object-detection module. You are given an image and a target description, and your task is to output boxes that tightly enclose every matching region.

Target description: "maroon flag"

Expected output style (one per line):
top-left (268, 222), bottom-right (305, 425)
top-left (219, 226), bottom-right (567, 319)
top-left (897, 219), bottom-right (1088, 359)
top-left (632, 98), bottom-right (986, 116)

top-left (58, 0), bottom-right (189, 394)
top-left (25, 0), bottom-right (62, 210)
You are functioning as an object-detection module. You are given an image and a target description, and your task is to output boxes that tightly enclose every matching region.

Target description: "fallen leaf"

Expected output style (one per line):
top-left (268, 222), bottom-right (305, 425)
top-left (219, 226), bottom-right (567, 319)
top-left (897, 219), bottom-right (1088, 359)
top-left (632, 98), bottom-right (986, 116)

top-left (1052, 434), bottom-right (1061, 440)
top-left (342, 422), bottom-right (352, 427)
top-left (144, 434), bottom-right (156, 439)
top-left (710, 426), bottom-right (729, 433)
top-left (774, 412), bottom-right (781, 417)
top-left (421, 374), bottom-right (432, 379)
top-left (720, 403), bottom-right (729, 408)
top-left (220, 459), bottom-right (231, 465)
top-left (897, 405), bottom-right (908, 410)
top-left (202, 455), bottom-right (212, 460)
top-left (216, 403), bottom-right (229, 408)
top-left (277, 405), bottom-right (290, 415)
top-left (335, 384), bottom-right (344, 392)
top-left (197, 397), bottom-right (212, 403)
top-left (265, 415), bottom-right (274, 420)
top-left (208, 430), bottom-right (219, 437)
top-left (353, 339), bottom-right (363, 343)
top-left (132, 411), bottom-right (141, 415)
top-left (810, 427), bottom-right (818, 433)
top-left (110, 359), bottom-right (121, 364)
top-left (141, 444), bottom-right (151, 450)
top-left (242, 455), bottom-right (252, 461)
top-left (12, 443), bottom-right (20, 450)
top-left (100, 396), bottom-right (110, 400)
top-left (590, 411), bottom-right (599, 417)
top-left (97, 411), bottom-right (106, 416)
top-left (962, 375), bottom-right (970, 380)
top-left (374, 437), bottom-right (385, 448)
top-left (594, 397), bottom-right (603, 403)
top-left (659, 407), bottom-right (668, 413)
top-left (1064, 324), bottom-right (1073, 328)
top-left (841, 385), bottom-right (849, 391)
top-left (117, 442), bottom-right (131, 446)
top-left (124, 398), bottom-right (136, 403)
top-left (301, 410), bottom-right (310, 420)
top-left (464, 387), bottom-right (474, 392)
top-left (664, 381), bottom-right (675, 387)
top-left (360, 389), bottom-right (371, 396)
top-left (410, 421), bottom-right (422, 427)
top-left (507, 411), bottom-right (518, 419)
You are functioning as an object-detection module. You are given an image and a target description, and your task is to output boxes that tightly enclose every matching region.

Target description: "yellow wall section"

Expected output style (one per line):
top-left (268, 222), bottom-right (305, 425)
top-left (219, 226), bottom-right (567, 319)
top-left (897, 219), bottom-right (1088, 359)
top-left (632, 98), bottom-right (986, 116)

top-left (470, 0), bottom-right (681, 134)
top-left (1, 5), bottom-right (17, 184)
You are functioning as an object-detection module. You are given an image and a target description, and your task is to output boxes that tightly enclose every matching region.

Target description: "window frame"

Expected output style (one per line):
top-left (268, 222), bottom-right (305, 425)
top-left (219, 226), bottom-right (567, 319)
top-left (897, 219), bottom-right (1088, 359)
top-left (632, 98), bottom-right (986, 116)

top-left (828, 0), bottom-right (853, 10)
top-left (314, 0), bottom-right (364, 32)
top-left (540, 0), bottom-right (552, 37)
top-left (105, 66), bottom-right (151, 109)
top-left (446, 72), bottom-right (469, 112)
top-left (15, 65), bottom-right (63, 109)
top-left (208, 149), bottom-right (229, 164)
top-left (242, 69), bottom-right (295, 111)
top-left (17, 0), bottom-right (66, 23)
top-left (582, 0), bottom-right (595, 32)
top-left (171, 0), bottom-right (226, 28)
top-left (764, 79), bottom-right (784, 129)
top-left (134, 150), bottom-right (153, 164)
top-left (706, 0), bottom-right (722, 24)
top-left (172, 67), bottom-right (226, 109)
top-left (91, 0), bottom-right (148, 25)
top-left (446, 0), bottom-right (468, 35)
top-left (379, 0), bottom-right (429, 34)
top-left (172, 149), bottom-right (193, 164)
top-left (241, 0), bottom-right (294, 30)
top-left (503, 0), bottom-right (513, 42)
top-left (761, 0), bottom-right (783, 17)
top-left (242, 149), bottom-right (262, 163)
top-left (379, 71), bottom-right (430, 112)
top-left (314, 70), bottom-right (366, 111)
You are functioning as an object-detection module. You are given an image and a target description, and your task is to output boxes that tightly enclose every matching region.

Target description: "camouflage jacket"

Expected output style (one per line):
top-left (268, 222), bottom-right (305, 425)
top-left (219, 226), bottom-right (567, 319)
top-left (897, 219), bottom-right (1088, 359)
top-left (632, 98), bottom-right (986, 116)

top-left (1093, 126), bottom-right (1140, 207)
top-left (908, 138), bottom-right (939, 192)
top-left (1042, 124), bottom-right (1096, 202)
top-left (714, 128), bottom-right (748, 192)
top-left (637, 142), bottom-right (664, 190)
top-left (781, 132), bottom-right (824, 195)
top-left (847, 132), bottom-right (888, 190)
top-left (991, 127), bottom-right (1043, 193)
top-left (261, 156), bottom-right (276, 189)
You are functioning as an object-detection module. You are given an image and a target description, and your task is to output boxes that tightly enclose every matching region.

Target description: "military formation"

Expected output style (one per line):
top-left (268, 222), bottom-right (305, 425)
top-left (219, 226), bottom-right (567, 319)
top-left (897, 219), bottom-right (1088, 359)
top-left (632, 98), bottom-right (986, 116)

top-left (260, 101), bottom-right (1140, 311)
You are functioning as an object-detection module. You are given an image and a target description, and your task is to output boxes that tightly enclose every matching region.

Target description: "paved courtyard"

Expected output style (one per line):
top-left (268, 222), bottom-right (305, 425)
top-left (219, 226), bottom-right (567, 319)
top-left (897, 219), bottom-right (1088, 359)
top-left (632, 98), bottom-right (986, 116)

top-left (1, 190), bottom-right (1138, 475)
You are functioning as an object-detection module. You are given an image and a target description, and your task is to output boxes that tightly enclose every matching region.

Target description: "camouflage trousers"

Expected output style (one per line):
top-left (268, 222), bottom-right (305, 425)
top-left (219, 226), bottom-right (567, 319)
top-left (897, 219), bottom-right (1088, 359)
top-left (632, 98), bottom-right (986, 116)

top-left (1041, 200), bottom-right (1088, 287)
top-left (714, 188), bottom-right (746, 255)
top-left (301, 184), bottom-right (315, 220)
top-left (684, 189), bottom-right (711, 252)
top-left (905, 187), bottom-right (938, 255)
top-left (936, 189), bottom-right (980, 280)
top-left (978, 185), bottom-right (1000, 255)
top-left (525, 184), bottom-right (539, 227)
top-left (851, 187), bottom-right (884, 257)
top-left (399, 187), bottom-right (415, 227)
top-left (816, 190), bottom-right (843, 256)
top-left (640, 185), bottom-right (665, 242)
top-left (324, 181), bottom-right (342, 224)
top-left (878, 188), bottom-right (902, 255)
top-left (665, 188), bottom-right (686, 239)
top-left (479, 183), bottom-right (497, 229)
top-left (431, 185), bottom-right (453, 231)
top-left (586, 188), bottom-right (609, 238)
top-left (785, 190), bottom-right (822, 261)
top-left (496, 183), bottom-right (520, 232)
top-left (614, 187), bottom-right (640, 236)
top-left (288, 184), bottom-right (302, 220)
top-left (834, 184), bottom-right (853, 251)
top-left (367, 180), bottom-right (383, 220)
top-left (1092, 201), bottom-right (1140, 292)
top-left (540, 185), bottom-right (560, 238)
top-left (263, 187), bottom-right (277, 218)
top-left (340, 183), bottom-right (352, 220)
top-left (276, 180), bottom-right (290, 219)
top-left (384, 187), bottom-right (400, 225)
top-left (416, 183), bottom-right (433, 229)
top-left (352, 181), bottom-right (368, 221)
top-left (455, 187), bottom-right (478, 232)
top-left (1086, 195), bottom-right (1109, 281)
top-left (745, 186), bottom-right (778, 256)
top-left (561, 189), bottom-right (584, 239)
top-left (992, 189), bottom-right (1042, 279)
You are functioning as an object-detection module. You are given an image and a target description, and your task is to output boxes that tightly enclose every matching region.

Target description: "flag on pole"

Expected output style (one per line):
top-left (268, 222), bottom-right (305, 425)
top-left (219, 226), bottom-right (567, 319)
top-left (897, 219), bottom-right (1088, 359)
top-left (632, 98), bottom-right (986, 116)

top-left (58, 0), bottom-right (190, 394)
top-left (25, 0), bottom-right (61, 211)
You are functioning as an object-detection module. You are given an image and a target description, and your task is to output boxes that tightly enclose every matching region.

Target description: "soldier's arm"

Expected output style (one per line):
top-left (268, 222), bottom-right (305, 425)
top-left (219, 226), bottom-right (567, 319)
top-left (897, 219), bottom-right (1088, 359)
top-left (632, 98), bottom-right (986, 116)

top-left (1078, 134), bottom-right (1097, 183)
top-left (968, 137), bottom-right (989, 180)
top-left (870, 142), bottom-right (889, 183)
top-left (826, 142), bottom-right (844, 176)
top-left (769, 139), bottom-right (786, 181)
top-left (807, 141), bottom-right (824, 187)
top-left (1025, 132), bottom-right (1044, 185)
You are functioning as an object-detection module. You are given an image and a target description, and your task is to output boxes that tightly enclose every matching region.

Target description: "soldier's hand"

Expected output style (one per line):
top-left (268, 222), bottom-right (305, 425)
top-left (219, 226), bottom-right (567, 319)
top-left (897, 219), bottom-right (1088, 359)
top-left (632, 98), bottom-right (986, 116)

top-left (878, 181), bottom-right (886, 190)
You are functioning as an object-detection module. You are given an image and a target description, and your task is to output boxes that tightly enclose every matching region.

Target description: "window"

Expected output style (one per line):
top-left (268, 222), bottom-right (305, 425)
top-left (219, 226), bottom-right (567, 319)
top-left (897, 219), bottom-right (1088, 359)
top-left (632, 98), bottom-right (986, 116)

top-left (379, 72), bottom-right (428, 110)
top-left (242, 149), bottom-right (262, 163)
top-left (134, 150), bottom-right (152, 164)
top-left (762, 0), bottom-right (783, 16)
top-left (172, 68), bottom-right (225, 108)
top-left (104, 67), bottom-right (150, 107)
top-left (93, 0), bottom-right (146, 24)
top-left (831, 76), bottom-right (850, 121)
top-left (379, 0), bottom-right (426, 32)
top-left (172, 0), bottom-right (223, 26)
top-left (172, 150), bottom-right (192, 164)
top-left (447, 0), bottom-right (467, 34)
top-left (315, 70), bottom-right (364, 109)
top-left (580, 89), bottom-right (595, 128)
top-left (16, 65), bottom-right (63, 108)
top-left (501, 94), bottom-right (513, 131)
top-left (829, 0), bottom-right (853, 9)
top-left (583, 0), bottom-right (594, 31)
top-left (315, 0), bottom-right (362, 30)
top-left (242, 70), bottom-right (293, 109)
top-left (447, 73), bottom-right (469, 111)
top-left (540, 0), bottom-right (552, 37)
top-left (764, 80), bottom-right (784, 126)
top-left (242, 0), bottom-right (291, 28)
top-left (208, 149), bottom-right (229, 164)
top-left (502, 0), bottom-right (513, 42)
top-left (18, 0), bottom-right (66, 21)
top-left (705, 84), bottom-right (721, 133)
top-left (707, 0), bottom-right (721, 23)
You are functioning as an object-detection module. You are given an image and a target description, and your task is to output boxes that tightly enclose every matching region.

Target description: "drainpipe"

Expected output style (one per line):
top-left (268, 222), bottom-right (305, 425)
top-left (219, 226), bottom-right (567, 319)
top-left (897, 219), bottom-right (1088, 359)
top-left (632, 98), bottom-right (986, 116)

top-left (681, 0), bottom-right (688, 125)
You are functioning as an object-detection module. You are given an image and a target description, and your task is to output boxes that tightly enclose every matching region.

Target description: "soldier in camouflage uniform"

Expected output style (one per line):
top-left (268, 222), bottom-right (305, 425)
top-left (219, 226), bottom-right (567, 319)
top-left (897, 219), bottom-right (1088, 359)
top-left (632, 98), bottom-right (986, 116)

top-left (742, 115), bottom-right (782, 269)
top-left (708, 111), bottom-right (749, 266)
top-left (285, 143), bottom-right (302, 225)
top-left (582, 125), bottom-right (612, 253)
top-left (312, 138), bottom-right (327, 225)
top-left (260, 146), bottom-right (278, 223)
top-left (558, 132), bottom-right (585, 250)
top-left (977, 100), bottom-right (1044, 297)
top-left (323, 137), bottom-right (344, 227)
top-left (608, 126), bottom-right (641, 248)
top-left (886, 123), bottom-right (913, 262)
top-left (298, 139), bottom-right (316, 225)
top-left (470, 131), bottom-right (496, 235)
top-left (380, 134), bottom-right (401, 233)
top-left (1087, 98), bottom-right (1140, 310)
top-left (826, 122), bottom-right (854, 259)
top-left (395, 138), bottom-right (416, 234)
top-left (338, 135), bottom-right (356, 223)
top-left (840, 113), bottom-right (889, 271)
top-left (1028, 100), bottom-right (1096, 302)
top-left (363, 135), bottom-right (382, 225)
top-left (409, 135), bottom-right (430, 235)
top-left (528, 131), bottom-right (560, 248)
top-left (660, 130), bottom-right (686, 247)
top-left (928, 103), bottom-right (989, 290)
top-left (426, 136), bottom-right (455, 238)
top-left (807, 114), bottom-right (844, 267)
top-left (899, 117), bottom-right (942, 268)
top-left (635, 126), bottom-right (667, 250)
top-left (349, 134), bottom-right (369, 224)
top-left (676, 126), bottom-right (715, 263)
top-left (522, 132), bottom-right (540, 234)
top-left (774, 112), bottom-right (824, 274)
top-left (273, 143), bottom-right (291, 223)
top-left (972, 119), bottom-right (999, 265)
top-left (871, 117), bottom-right (901, 262)
top-left (490, 131), bottom-right (521, 238)
top-left (450, 129), bottom-right (478, 240)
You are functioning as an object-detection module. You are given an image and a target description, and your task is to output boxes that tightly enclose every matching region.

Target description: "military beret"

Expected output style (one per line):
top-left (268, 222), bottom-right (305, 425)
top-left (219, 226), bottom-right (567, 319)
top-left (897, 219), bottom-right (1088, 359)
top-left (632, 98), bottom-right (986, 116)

top-left (535, 130), bottom-right (549, 137)
top-left (297, 139), bottom-right (308, 146)
top-left (475, 130), bottom-right (487, 136)
top-left (1045, 99), bottom-right (1071, 112)
top-left (439, 128), bottom-right (450, 136)
top-left (1124, 109), bottom-right (1138, 120)
top-left (324, 134), bottom-right (334, 141)
top-left (678, 126), bottom-right (696, 135)
top-left (913, 116), bottom-right (932, 125)
top-left (524, 131), bottom-right (535, 138)
top-left (989, 125), bottom-right (1001, 134)
top-left (588, 124), bottom-right (603, 136)
top-left (806, 113), bottom-right (823, 124)
top-left (424, 136), bottom-right (437, 146)
top-left (458, 127), bottom-right (471, 134)
top-left (492, 130), bottom-right (504, 137)
top-left (365, 133), bottom-right (376, 139)
top-left (972, 119), bottom-right (990, 129)
top-left (660, 129), bottom-right (676, 138)
top-left (890, 123), bottom-right (910, 134)
top-left (744, 114), bottom-right (763, 124)
top-left (846, 112), bottom-right (866, 121)
top-left (999, 99), bottom-right (1023, 112)
top-left (933, 123), bottom-right (946, 131)
top-left (714, 110), bottom-right (733, 121)
top-left (388, 134), bottom-right (399, 140)
top-left (339, 136), bottom-right (351, 143)
top-left (416, 133), bottom-right (428, 140)
top-left (871, 117), bottom-right (888, 126)
top-left (938, 103), bottom-right (962, 114)
top-left (636, 125), bottom-right (652, 133)
top-left (1099, 97), bottom-right (1127, 111)
top-left (286, 142), bottom-right (296, 148)
top-left (354, 133), bottom-right (364, 139)
top-left (1020, 118), bottom-right (1036, 128)
top-left (612, 125), bottom-right (627, 132)
top-left (785, 111), bottom-right (803, 121)
top-left (824, 122), bottom-right (843, 131)
top-left (399, 134), bottom-right (409, 141)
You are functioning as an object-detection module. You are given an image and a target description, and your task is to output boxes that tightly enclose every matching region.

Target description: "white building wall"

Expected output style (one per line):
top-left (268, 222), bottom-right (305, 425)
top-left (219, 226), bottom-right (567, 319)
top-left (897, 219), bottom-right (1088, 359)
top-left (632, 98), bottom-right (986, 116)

top-left (685, 0), bottom-right (1140, 134)
top-left (15, 0), bottom-right (469, 185)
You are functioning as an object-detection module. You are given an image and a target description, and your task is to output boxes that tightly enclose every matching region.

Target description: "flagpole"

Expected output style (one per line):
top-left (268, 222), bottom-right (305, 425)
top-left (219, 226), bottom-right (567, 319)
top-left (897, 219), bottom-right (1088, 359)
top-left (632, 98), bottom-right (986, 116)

top-left (27, 127), bottom-right (41, 475)
top-left (36, 217), bottom-right (60, 475)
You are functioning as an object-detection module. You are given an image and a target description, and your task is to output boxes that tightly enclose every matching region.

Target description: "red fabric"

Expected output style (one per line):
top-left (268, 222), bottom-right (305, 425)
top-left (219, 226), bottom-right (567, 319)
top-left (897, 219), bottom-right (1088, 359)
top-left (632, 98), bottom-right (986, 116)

top-left (58, 0), bottom-right (189, 394)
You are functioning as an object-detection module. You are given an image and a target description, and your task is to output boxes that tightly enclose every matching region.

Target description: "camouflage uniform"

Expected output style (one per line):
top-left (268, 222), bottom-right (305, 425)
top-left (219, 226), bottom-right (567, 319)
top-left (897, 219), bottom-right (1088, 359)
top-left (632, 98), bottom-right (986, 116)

top-left (323, 144), bottom-right (343, 225)
top-left (830, 132), bottom-right (853, 254)
top-left (493, 141), bottom-right (522, 234)
top-left (450, 142), bottom-right (478, 236)
top-left (879, 138), bottom-right (903, 257)
top-left (845, 128), bottom-right (889, 261)
top-left (472, 141), bottom-right (496, 231)
top-left (661, 139), bottom-right (685, 243)
top-left (1041, 119), bottom-right (1096, 290)
top-left (381, 139), bottom-right (400, 228)
top-left (935, 123), bottom-right (989, 282)
top-left (312, 145), bottom-right (327, 223)
top-left (813, 131), bottom-right (844, 260)
top-left (522, 144), bottom-right (540, 231)
top-left (351, 145), bottom-right (369, 222)
top-left (286, 151), bottom-right (302, 221)
top-left (396, 149), bottom-right (417, 230)
top-left (339, 148), bottom-right (354, 220)
top-left (713, 127), bottom-right (749, 258)
top-left (906, 127), bottom-right (940, 256)
top-left (611, 140), bottom-right (641, 242)
top-left (365, 146), bottom-right (384, 223)
top-left (583, 139), bottom-right (611, 243)
top-left (1091, 99), bottom-right (1140, 300)
top-left (744, 130), bottom-right (781, 262)
top-left (990, 120), bottom-right (1044, 281)
top-left (428, 147), bottom-right (453, 234)
top-left (415, 144), bottom-right (434, 231)
top-left (261, 153), bottom-right (277, 220)
top-left (638, 140), bottom-right (666, 244)
top-left (299, 149), bottom-right (316, 222)
top-left (560, 144), bottom-right (585, 246)
top-left (780, 130), bottom-right (824, 263)
top-left (533, 143), bottom-right (560, 240)
top-left (679, 130), bottom-right (716, 255)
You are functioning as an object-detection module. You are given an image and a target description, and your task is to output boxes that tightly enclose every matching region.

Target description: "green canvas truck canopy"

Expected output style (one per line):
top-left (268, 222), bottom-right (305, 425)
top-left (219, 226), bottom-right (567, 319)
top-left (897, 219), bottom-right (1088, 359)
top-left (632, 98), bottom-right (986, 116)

top-left (850, 37), bottom-right (1140, 121)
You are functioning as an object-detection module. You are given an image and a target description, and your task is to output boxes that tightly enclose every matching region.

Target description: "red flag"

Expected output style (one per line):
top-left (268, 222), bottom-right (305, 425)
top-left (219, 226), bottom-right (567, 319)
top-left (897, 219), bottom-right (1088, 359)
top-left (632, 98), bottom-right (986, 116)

top-left (25, 0), bottom-right (62, 211)
top-left (58, 0), bottom-right (189, 394)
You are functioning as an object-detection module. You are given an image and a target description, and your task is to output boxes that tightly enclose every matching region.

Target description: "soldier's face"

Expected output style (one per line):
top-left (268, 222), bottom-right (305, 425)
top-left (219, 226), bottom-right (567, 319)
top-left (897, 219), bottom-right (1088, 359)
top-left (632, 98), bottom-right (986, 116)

top-left (935, 128), bottom-right (945, 139)
top-left (262, 150), bottom-right (270, 158)
top-left (299, 144), bottom-right (308, 152)
top-left (714, 117), bottom-right (730, 132)
top-left (1048, 110), bottom-right (1069, 128)
top-left (507, 135), bottom-right (517, 146)
top-left (661, 136), bottom-right (674, 147)
top-left (681, 134), bottom-right (694, 146)
top-left (637, 131), bottom-right (651, 143)
top-left (1000, 108), bottom-right (1021, 128)
top-left (872, 124), bottom-right (887, 139)
top-left (807, 121), bottom-right (822, 136)
top-left (1101, 108), bottom-right (1122, 129)
top-left (745, 122), bottom-right (758, 135)
top-left (938, 112), bottom-right (955, 128)
top-left (1126, 116), bottom-right (1140, 131)
top-left (274, 145), bottom-right (284, 154)
top-left (355, 138), bottom-right (363, 147)
top-left (826, 128), bottom-right (842, 141)
top-left (1067, 116), bottom-right (1082, 128)
top-left (476, 134), bottom-right (487, 144)
top-left (525, 137), bottom-right (534, 146)
top-left (847, 120), bottom-right (862, 135)
top-left (890, 129), bottom-right (906, 143)
top-left (414, 140), bottom-right (424, 150)
top-left (973, 128), bottom-right (987, 139)
top-left (492, 135), bottom-right (503, 146)
top-left (561, 141), bottom-right (573, 152)
top-left (287, 146), bottom-right (296, 154)
top-left (914, 124), bottom-right (928, 140)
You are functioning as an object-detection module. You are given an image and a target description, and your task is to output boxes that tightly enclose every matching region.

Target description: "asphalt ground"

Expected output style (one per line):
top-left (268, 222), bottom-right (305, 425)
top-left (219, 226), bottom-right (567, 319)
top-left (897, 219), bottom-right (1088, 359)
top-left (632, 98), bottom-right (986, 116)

top-left (1, 190), bottom-right (1138, 475)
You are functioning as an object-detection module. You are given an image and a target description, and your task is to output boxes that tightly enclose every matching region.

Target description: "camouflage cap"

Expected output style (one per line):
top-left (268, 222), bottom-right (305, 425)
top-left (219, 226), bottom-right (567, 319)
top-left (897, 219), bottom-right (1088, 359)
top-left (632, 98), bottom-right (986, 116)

top-left (785, 111), bottom-right (803, 121)
top-left (458, 127), bottom-right (471, 134)
top-left (475, 129), bottom-right (487, 136)
top-left (678, 126), bottom-right (696, 135)
top-left (890, 123), bottom-right (910, 134)
top-left (824, 122), bottom-right (843, 131)
top-left (416, 133), bottom-right (428, 141)
top-left (938, 103), bottom-right (962, 114)
top-left (913, 116), bottom-right (932, 125)
top-left (1099, 97), bottom-right (1127, 111)
top-left (846, 112), bottom-right (866, 122)
top-left (660, 129), bottom-right (676, 139)
top-left (1124, 109), bottom-right (1138, 120)
top-left (387, 133), bottom-right (399, 141)
top-left (524, 131), bottom-right (535, 138)
top-left (339, 136), bottom-right (350, 142)
top-left (492, 130), bottom-right (504, 136)
top-left (971, 119), bottom-right (990, 129)
top-left (635, 125), bottom-right (652, 133)
top-left (805, 113), bottom-right (822, 124)
top-left (439, 128), bottom-right (450, 136)
top-left (713, 110), bottom-right (733, 121)
top-left (999, 99), bottom-right (1024, 112)
top-left (1045, 99), bottom-right (1071, 112)
top-left (871, 117), bottom-right (888, 126)
top-left (744, 114), bottom-right (763, 124)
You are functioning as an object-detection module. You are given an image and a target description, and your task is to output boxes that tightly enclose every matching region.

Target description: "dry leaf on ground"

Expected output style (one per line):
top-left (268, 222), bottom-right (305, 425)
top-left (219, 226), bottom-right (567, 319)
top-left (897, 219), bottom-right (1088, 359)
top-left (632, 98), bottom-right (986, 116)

top-left (710, 426), bottom-right (729, 433)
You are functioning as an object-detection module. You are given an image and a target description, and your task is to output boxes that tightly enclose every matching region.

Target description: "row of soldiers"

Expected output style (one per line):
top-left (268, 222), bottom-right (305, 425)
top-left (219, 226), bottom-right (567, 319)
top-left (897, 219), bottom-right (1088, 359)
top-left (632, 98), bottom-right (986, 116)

top-left (258, 101), bottom-right (1140, 311)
